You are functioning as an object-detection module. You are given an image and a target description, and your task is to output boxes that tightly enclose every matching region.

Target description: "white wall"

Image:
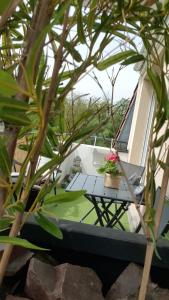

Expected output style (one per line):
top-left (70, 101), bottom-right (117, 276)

top-left (39, 143), bottom-right (128, 181)
top-left (127, 76), bottom-right (154, 166)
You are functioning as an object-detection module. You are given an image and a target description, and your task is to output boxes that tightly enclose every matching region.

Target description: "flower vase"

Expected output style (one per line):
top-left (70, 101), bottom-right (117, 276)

top-left (104, 173), bottom-right (121, 189)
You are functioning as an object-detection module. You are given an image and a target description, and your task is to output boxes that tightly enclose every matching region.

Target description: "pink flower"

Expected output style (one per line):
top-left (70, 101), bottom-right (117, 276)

top-left (105, 152), bottom-right (119, 162)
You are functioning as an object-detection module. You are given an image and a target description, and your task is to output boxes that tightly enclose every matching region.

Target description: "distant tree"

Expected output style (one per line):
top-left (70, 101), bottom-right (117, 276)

top-left (63, 95), bottom-right (129, 147)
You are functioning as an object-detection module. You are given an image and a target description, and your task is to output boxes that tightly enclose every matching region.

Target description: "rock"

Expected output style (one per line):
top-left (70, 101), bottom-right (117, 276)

top-left (6, 296), bottom-right (30, 300)
top-left (25, 258), bottom-right (104, 300)
top-left (111, 283), bottom-right (169, 300)
top-left (5, 246), bottom-right (33, 276)
top-left (106, 263), bottom-right (143, 300)
top-left (146, 283), bottom-right (169, 300)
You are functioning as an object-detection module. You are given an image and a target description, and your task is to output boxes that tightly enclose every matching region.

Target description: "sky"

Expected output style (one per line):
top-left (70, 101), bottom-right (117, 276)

top-left (74, 64), bottom-right (139, 103)
top-left (67, 27), bottom-right (141, 103)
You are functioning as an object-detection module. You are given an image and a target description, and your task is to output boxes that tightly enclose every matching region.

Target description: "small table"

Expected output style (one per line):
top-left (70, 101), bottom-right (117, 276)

top-left (66, 173), bottom-right (141, 230)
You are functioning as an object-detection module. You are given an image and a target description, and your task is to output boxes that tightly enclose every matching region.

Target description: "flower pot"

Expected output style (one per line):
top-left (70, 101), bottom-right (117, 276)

top-left (104, 173), bottom-right (121, 189)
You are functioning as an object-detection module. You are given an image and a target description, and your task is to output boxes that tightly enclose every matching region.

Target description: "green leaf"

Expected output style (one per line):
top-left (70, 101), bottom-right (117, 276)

top-left (0, 108), bottom-right (31, 126)
top-left (154, 129), bottom-right (169, 147)
top-left (42, 137), bottom-right (55, 158)
top-left (28, 155), bottom-right (61, 189)
top-left (0, 70), bottom-right (20, 96)
top-left (97, 50), bottom-right (137, 70)
top-left (51, 31), bottom-right (82, 63)
top-left (7, 202), bottom-right (25, 213)
top-left (44, 190), bottom-right (85, 205)
top-left (0, 0), bottom-right (11, 15)
top-left (158, 160), bottom-right (169, 170)
top-left (0, 218), bottom-right (11, 231)
top-left (92, 22), bottom-right (136, 35)
top-left (165, 31), bottom-right (169, 64)
top-left (113, 31), bottom-right (137, 50)
top-left (36, 55), bottom-right (47, 98)
top-left (0, 96), bottom-right (29, 111)
top-left (148, 224), bottom-right (161, 259)
top-left (72, 124), bottom-right (96, 141)
top-left (35, 212), bottom-right (63, 239)
top-left (147, 68), bottom-right (161, 105)
top-left (77, 0), bottom-right (86, 44)
top-left (0, 236), bottom-right (48, 250)
top-left (122, 54), bottom-right (145, 66)
top-left (59, 70), bottom-right (75, 82)
top-left (47, 124), bottom-right (58, 148)
top-left (87, 0), bottom-right (97, 35)
top-left (27, 5), bottom-right (70, 81)
top-left (0, 137), bottom-right (11, 177)
top-left (118, 0), bottom-right (125, 10)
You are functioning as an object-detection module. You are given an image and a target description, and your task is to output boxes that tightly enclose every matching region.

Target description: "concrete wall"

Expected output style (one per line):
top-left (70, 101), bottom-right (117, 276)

top-left (56, 143), bottom-right (128, 180)
top-left (127, 76), bottom-right (153, 166)
top-left (127, 70), bottom-right (169, 231)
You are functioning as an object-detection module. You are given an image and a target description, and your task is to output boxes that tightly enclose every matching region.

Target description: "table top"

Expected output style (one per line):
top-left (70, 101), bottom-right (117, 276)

top-left (66, 173), bottom-right (139, 204)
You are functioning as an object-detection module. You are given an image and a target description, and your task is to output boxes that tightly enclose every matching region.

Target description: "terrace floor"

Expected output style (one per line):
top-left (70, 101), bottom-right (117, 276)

top-left (50, 189), bottom-right (130, 231)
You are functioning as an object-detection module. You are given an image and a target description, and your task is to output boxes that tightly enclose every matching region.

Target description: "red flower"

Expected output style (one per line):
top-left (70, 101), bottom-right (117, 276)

top-left (105, 152), bottom-right (119, 162)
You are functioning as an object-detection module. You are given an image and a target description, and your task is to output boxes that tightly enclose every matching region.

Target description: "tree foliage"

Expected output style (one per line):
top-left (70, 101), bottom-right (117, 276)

top-left (0, 1), bottom-right (168, 296)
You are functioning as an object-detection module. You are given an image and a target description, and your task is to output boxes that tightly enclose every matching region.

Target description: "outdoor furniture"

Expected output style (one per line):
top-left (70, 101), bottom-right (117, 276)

top-left (66, 173), bottom-right (143, 230)
top-left (120, 161), bottom-right (144, 185)
top-left (135, 187), bottom-right (169, 237)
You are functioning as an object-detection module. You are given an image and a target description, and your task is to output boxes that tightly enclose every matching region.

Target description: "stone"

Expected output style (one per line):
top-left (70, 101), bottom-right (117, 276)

top-left (5, 246), bottom-right (33, 276)
top-left (25, 258), bottom-right (104, 300)
top-left (112, 283), bottom-right (169, 300)
top-left (106, 263), bottom-right (143, 300)
top-left (146, 283), bottom-right (169, 300)
top-left (6, 296), bottom-right (30, 300)
top-left (0, 246), bottom-right (33, 277)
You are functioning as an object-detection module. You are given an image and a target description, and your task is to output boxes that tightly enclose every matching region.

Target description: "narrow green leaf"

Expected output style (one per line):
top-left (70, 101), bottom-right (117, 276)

top-left (118, 0), bottom-right (125, 10)
top-left (0, 236), bottom-right (48, 250)
top-left (97, 50), bottom-right (137, 70)
top-left (42, 137), bottom-right (55, 158)
top-left (92, 22), bottom-right (136, 35)
top-left (7, 202), bottom-right (25, 213)
top-left (164, 31), bottom-right (169, 64)
top-left (0, 70), bottom-right (20, 96)
top-left (155, 111), bottom-right (166, 132)
top-left (36, 55), bottom-right (47, 98)
top-left (77, 0), bottom-right (86, 44)
top-left (27, 6), bottom-right (70, 81)
top-left (122, 54), bottom-right (145, 66)
top-left (147, 68), bottom-right (161, 104)
top-left (44, 190), bottom-right (85, 205)
top-left (59, 70), bottom-right (75, 81)
top-left (72, 124), bottom-right (96, 141)
top-left (0, 96), bottom-right (29, 111)
top-left (113, 31), bottom-right (137, 50)
top-left (158, 160), bottom-right (169, 170)
top-left (87, 0), bottom-right (97, 35)
top-left (35, 212), bottom-right (63, 239)
top-left (0, 0), bottom-right (11, 15)
top-left (0, 218), bottom-right (11, 231)
top-left (0, 137), bottom-right (11, 177)
top-left (47, 125), bottom-right (58, 148)
top-left (51, 31), bottom-right (82, 63)
top-left (0, 108), bottom-right (31, 126)
top-left (148, 224), bottom-right (161, 259)
top-left (28, 155), bottom-right (61, 189)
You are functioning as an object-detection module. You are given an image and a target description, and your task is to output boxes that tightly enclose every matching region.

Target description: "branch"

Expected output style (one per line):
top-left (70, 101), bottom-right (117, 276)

top-left (138, 148), bottom-right (169, 300)
top-left (0, 0), bottom-right (21, 29)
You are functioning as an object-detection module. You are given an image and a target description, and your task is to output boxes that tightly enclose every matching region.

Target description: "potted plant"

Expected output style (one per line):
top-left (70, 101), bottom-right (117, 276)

top-left (97, 152), bottom-right (122, 189)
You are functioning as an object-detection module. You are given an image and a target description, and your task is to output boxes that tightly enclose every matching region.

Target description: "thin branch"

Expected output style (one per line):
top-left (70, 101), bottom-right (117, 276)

top-left (138, 148), bottom-right (169, 300)
top-left (0, 0), bottom-right (21, 29)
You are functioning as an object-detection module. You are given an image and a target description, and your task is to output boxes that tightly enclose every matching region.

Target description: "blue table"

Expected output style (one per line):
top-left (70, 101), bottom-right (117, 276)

top-left (66, 173), bottom-right (142, 229)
